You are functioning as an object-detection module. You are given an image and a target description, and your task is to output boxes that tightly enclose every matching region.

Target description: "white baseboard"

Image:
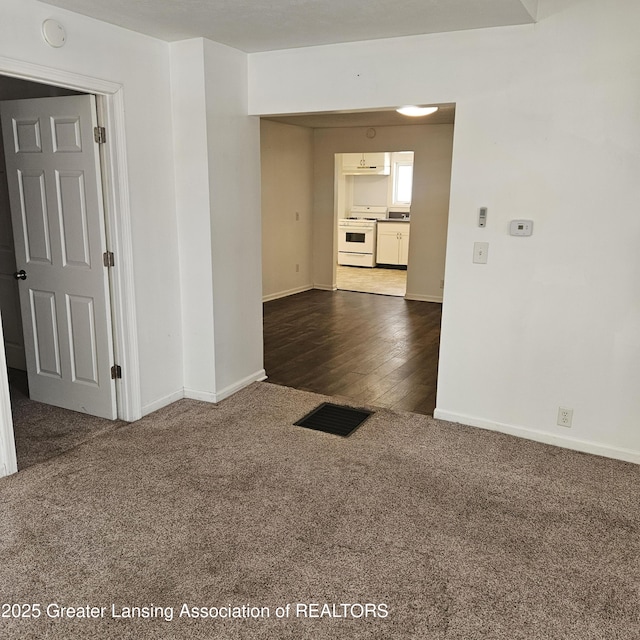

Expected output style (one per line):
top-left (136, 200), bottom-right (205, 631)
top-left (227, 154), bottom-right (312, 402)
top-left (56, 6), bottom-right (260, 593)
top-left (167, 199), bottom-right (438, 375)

top-left (313, 283), bottom-right (337, 291)
top-left (214, 369), bottom-right (267, 403)
top-left (141, 370), bottom-right (267, 417)
top-left (263, 285), bottom-right (313, 302)
top-left (185, 369), bottom-right (267, 404)
top-left (405, 292), bottom-right (443, 303)
top-left (433, 409), bottom-right (640, 465)
top-left (183, 388), bottom-right (218, 403)
top-left (141, 389), bottom-right (184, 417)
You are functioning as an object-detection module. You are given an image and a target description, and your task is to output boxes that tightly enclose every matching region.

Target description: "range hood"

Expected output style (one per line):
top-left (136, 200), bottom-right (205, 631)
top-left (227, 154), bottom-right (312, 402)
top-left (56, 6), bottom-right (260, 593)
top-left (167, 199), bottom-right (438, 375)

top-left (342, 152), bottom-right (391, 175)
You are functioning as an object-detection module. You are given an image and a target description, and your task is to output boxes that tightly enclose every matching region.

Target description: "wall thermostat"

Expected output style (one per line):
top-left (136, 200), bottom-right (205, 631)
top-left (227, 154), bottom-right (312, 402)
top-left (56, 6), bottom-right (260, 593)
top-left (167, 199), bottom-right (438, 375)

top-left (509, 219), bottom-right (533, 236)
top-left (478, 207), bottom-right (487, 227)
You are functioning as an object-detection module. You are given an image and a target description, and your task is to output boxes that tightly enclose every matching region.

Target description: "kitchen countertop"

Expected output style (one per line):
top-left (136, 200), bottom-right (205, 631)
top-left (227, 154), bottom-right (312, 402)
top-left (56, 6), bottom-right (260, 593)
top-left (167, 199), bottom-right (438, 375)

top-left (377, 218), bottom-right (410, 222)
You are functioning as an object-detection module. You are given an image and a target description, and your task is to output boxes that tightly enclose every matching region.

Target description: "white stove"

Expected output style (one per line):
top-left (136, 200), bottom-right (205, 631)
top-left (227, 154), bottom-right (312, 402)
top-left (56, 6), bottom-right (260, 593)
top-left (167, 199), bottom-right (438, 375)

top-left (338, 206), bottom-right (387, 267)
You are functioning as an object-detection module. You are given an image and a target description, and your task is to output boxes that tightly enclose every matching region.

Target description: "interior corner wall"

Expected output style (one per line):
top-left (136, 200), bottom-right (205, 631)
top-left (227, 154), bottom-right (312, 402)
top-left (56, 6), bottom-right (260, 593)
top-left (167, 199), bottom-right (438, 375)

top-left (519, 0), bottom-right (539, 20)
top-left (202, 39), bottom-right (265, 397)
top-left (169, 39), bottom-right (217, 402)
top-left (260, 120), bottom-right (314, 301)
top-left (0, 0), bottom-right (183, 416)
top-left (248, 0), bottom-right (640, 462)
top-left (170, 38), bottom-right (265, 403)
top-left (311, 124), bottom-right (453, 299)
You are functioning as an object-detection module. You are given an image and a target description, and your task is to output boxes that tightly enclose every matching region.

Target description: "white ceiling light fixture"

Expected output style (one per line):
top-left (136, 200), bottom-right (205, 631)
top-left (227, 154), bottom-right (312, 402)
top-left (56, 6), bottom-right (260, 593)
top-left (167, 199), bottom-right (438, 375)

top-left (396, 105), bottom-right (439, 117)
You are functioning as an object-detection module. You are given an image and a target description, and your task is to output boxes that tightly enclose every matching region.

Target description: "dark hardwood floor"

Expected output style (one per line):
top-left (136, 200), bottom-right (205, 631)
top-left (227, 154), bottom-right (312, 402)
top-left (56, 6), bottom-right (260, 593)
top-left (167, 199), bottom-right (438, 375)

top-left (263, 289), bottom-right (441, 415)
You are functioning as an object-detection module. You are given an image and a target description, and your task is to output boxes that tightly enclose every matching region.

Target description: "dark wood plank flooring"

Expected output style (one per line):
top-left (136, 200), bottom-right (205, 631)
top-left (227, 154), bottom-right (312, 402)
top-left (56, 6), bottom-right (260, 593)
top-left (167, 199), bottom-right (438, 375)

top-left (263, 289), bottom-right (441, 415)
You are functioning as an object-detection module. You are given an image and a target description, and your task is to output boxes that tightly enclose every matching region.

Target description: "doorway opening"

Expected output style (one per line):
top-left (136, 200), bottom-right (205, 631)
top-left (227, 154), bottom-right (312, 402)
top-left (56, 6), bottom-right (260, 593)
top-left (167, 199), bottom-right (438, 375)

top-left (0, 76), bottom-right (119, 470)
top-left (335, 151), bottom-right (413, 297)
top-left (259, 106), bottom-right (454, 416)
top-left (0, 63), bottom-right (141, 477)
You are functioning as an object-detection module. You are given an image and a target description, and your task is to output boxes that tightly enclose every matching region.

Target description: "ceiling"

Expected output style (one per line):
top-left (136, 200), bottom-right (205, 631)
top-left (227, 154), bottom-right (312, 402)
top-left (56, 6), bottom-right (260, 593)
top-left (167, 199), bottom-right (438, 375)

top-left (264, 104), bottom-right (456, 129)
top-left (38, 0), bottom-right (538, 53)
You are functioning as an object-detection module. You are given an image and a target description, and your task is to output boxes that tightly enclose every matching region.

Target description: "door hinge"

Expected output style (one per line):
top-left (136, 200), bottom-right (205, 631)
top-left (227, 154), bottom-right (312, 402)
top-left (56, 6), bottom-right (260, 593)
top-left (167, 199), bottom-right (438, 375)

top-left (94, 126), bottom-right (106, 144)
top-left (111, 365), bottom-right (122, 380)
top-left (103, 251), bottom-right (115, 267)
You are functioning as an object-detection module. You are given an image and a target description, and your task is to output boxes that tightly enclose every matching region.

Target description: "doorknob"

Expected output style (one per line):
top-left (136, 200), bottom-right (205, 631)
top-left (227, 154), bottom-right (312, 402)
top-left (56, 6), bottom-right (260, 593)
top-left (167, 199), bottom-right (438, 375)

top-left (13, 270), bottom-right (27, 280)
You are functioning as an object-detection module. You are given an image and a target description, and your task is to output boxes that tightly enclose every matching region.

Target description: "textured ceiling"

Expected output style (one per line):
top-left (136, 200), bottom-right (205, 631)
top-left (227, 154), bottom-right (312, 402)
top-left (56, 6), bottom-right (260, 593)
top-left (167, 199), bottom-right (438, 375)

top-left (38, 0), bottom-right (538, 53)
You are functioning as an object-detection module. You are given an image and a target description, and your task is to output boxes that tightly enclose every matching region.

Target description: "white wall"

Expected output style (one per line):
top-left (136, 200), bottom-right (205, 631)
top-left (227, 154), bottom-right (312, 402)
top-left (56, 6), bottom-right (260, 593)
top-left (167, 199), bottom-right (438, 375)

top-left (351, 174), bottom-right (388, 207)
top-left (203, 39), bottom-right (265, 397)
top-left (170, 40), bottom-right (217, 402)
top-left (248, 0), bottom-right (640, 462)
top-left (0, 0), bottom-right (182, 414)
top-left (171, 39), bottom-right (265, 401)
top-left (261, 120), bottom-right (314, 301)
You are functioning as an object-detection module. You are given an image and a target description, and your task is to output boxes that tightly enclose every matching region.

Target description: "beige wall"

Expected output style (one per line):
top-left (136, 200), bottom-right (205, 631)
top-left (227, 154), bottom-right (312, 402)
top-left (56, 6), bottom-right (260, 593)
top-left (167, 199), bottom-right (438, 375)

top-left (261, 120), bottom-right (314, 301)
top-left (312, 124), bottom-right (454, 301)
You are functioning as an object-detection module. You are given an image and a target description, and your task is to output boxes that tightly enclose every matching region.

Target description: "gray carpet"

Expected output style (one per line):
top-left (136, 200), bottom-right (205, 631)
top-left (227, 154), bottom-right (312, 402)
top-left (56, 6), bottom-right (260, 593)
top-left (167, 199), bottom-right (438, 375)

top-left (8, 368), bottom-right (125, 470)
top-left (1, 382), bottom-right (638, 639)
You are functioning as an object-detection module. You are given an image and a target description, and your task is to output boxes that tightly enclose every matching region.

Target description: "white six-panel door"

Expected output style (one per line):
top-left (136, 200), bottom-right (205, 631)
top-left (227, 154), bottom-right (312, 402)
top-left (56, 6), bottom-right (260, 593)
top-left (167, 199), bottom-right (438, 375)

top-left (0, 95), bottom-right (116, 419)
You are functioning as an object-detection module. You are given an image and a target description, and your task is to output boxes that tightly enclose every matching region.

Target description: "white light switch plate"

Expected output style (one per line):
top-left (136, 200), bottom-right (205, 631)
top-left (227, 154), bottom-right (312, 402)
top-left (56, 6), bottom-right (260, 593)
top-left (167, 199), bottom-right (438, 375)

top-left (473, 242), bottom-right (489, 264)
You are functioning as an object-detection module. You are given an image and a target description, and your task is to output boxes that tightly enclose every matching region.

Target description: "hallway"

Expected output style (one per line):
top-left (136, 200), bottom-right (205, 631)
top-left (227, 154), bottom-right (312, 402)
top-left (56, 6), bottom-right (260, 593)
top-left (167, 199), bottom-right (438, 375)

top-left (263, 289), bottom-right (441, 414)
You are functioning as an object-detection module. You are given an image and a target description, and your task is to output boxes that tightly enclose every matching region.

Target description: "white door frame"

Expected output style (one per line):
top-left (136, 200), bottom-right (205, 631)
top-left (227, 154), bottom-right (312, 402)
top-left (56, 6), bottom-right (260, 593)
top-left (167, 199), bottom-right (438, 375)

top-left (0, 57), bottom-right (142, 477)
top-left (0, 336), bottom-right (17, 477)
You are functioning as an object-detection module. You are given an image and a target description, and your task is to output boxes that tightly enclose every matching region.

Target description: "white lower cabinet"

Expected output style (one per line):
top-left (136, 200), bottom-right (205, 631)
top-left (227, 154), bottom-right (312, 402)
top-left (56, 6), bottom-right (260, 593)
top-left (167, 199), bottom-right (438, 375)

top-left (376, 223), bottom-right (410, 266)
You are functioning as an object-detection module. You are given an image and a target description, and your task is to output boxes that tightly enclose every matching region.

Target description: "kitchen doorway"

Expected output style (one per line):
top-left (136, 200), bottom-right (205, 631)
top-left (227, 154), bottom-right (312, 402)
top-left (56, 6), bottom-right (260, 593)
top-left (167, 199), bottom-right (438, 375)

top-left (335, 151), bottom-right (413, 298)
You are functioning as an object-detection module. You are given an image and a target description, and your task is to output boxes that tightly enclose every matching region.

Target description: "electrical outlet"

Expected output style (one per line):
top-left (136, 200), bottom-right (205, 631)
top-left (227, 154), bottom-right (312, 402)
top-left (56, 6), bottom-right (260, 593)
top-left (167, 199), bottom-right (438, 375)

top-left (440, 279), bottom-right (444, 289)
top-left (557, 407), bottom-right (573, 428)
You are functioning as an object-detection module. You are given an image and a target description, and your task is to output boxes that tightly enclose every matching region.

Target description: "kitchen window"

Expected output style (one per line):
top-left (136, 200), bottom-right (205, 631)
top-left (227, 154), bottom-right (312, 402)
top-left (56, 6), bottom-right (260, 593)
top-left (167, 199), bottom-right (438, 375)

top-left (391, 153), bottom-right (414, 206)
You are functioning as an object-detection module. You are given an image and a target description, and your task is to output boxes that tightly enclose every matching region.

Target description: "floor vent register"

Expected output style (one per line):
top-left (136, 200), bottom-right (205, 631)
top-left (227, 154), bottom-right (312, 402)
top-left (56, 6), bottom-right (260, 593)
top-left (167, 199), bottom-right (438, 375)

top-left (295, 403), bottom-right (373, 437)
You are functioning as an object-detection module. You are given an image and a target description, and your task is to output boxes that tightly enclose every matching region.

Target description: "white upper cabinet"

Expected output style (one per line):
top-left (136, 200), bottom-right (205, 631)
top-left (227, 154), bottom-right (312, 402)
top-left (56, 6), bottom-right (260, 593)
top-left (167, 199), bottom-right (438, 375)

top-left (341, 152), bottom-right (391, 175)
